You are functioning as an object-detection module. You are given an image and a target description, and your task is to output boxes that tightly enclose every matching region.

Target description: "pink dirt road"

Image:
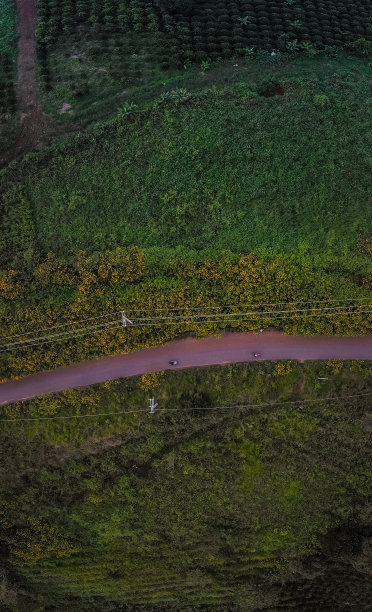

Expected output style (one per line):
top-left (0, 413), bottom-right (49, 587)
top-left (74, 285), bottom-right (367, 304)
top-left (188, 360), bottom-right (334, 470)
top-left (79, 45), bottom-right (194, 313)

top-left (0, 332), bottom-right (371, 406)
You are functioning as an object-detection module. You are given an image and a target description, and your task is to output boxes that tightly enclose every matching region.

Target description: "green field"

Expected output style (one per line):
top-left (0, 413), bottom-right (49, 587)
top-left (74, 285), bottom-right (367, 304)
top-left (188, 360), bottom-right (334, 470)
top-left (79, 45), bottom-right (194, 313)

top-left (2, 57), bottom-right (372, 261)
top-left (0, 361), bottom-right (371, 609)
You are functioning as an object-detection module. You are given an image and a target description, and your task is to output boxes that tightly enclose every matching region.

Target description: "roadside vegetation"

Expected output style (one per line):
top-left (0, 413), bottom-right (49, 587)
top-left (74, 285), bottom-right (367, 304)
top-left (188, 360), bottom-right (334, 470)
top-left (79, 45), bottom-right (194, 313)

top-left (0, 361), bottom-right (371, 609)
top-left (0, 245), bottom-right (371, 381)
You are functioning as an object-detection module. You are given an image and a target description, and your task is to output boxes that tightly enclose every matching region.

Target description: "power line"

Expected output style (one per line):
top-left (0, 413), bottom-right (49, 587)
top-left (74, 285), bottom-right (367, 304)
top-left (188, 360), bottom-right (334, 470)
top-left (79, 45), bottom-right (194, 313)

top-left (1, 303), bottom-right (367, 349)
top-left (1, 304), bottom-right (371, 346)
top-left (0, 304), bottom-right (372, 353)
top-left (1, 298), bottom-right (371, 341)
top-left (0, 318), bottom-right (121, 349)
top-left (130, 309), bottom-right (372, 328)
top-left (0, 308), bottom-right (371, 353)
top-left (124, 298), bottom-right (372, 313)
top-left (1, 392), bottom-right (371, 423)
top-left (123, 304), bottom-right (372, 324)
top-left (128, 304), bottom-right (372, 326)
top-left (0, 310), bottom-right (121, 341)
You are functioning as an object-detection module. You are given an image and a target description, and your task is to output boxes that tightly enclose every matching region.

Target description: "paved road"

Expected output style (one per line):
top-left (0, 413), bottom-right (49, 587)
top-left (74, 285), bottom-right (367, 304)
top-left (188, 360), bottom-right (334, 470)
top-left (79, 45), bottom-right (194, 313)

top-left (0, 332), bottom-right (371, 406)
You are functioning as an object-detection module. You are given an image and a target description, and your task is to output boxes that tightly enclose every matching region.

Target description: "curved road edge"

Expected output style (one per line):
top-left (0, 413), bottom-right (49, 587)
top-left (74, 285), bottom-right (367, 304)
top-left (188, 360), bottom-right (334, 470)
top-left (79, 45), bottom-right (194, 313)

top-left (1, 331), bottom-right (372, 406)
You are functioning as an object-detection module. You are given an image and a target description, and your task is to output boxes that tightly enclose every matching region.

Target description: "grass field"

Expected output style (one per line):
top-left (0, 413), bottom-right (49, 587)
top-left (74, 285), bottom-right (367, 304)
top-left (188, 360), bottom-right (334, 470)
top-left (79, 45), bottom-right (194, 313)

top-left (0, 361), bottom-right (371, 609)
top-left (2, 57), bottom-right (372, 261)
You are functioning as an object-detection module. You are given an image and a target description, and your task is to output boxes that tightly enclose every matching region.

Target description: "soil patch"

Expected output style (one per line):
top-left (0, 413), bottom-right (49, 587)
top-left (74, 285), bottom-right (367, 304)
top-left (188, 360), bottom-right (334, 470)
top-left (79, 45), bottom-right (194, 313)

top-left (60, 102), bottom-right (73, 115)
top-left (259, 82), bottom-right (286, 97)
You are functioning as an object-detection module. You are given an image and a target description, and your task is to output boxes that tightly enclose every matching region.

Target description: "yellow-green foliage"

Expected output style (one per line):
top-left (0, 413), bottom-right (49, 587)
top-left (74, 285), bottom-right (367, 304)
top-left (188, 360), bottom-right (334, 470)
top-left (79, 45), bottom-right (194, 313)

top-left (0, 362), bottom-right (371, 608)
top-left (10, 518), bottom-right (79, 565)
top-left (0, 247), bottom-right (371, 380)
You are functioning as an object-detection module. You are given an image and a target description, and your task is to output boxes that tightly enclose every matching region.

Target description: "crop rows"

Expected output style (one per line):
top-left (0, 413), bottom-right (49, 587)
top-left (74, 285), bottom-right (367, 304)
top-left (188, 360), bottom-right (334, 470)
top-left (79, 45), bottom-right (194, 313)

top-left (0, 54), bottom-right (16, 117)
top-left (35, 0), bottom-right (372, 97)
top-left (0, 0), bottom-right (17, 118)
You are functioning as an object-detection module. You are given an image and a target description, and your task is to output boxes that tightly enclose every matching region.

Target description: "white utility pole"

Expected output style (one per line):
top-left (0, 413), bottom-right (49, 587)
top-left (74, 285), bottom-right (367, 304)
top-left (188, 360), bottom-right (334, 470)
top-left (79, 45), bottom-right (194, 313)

top-left (121, 311), bottom-right (133, 327)
top-left (149, 398), bottom-right (158, 414)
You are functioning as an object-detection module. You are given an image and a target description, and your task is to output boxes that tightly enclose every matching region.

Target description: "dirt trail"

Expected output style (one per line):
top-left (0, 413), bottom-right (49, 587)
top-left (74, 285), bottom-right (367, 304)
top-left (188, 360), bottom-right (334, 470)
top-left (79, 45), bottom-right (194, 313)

top-left (14, 0), bottom-right (46, 155)
top-left (0, 332), bottom-right (371, 406)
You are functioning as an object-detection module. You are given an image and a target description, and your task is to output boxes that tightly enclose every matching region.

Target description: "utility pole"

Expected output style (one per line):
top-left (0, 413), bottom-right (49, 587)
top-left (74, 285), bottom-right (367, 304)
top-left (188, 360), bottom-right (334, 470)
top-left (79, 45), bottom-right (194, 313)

top-left (149, 398), bottom-right (158, 414)
top-left (121, 311), bottom-right (133, 327)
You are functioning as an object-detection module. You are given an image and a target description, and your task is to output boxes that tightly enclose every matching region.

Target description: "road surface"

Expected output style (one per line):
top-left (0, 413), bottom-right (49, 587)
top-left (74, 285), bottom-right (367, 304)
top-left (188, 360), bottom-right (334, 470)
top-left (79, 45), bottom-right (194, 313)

top-left (0, 332), bottom-right (371, 406)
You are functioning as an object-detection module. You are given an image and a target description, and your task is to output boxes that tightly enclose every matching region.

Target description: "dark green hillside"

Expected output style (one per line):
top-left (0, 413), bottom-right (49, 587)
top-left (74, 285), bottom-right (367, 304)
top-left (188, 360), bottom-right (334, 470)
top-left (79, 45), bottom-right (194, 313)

top-left (1, 2), bottom-right (371, 611)
top-left (0, 361), bottom-right (371, 609)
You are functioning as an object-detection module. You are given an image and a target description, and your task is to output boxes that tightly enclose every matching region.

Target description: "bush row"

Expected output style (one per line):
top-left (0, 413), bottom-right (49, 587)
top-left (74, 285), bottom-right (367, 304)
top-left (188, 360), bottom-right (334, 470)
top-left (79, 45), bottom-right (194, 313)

top-left (35, 0), bottom-right (372, 71)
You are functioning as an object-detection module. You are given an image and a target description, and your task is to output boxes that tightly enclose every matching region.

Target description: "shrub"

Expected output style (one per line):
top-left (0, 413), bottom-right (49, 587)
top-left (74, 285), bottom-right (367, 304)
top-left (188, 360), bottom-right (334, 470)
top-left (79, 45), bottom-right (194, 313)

top-left (348, 38), bottom-right (372, 57)
top-left (313, 94), bottom-right (329, 107)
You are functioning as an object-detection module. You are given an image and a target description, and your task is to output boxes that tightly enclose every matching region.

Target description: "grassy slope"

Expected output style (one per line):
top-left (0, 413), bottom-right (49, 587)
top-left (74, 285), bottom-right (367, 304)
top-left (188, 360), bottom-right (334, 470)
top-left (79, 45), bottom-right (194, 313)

top-left (2, 57), bottom-right (372, 262)
top-left (0, 361), bottom-right (371, 609)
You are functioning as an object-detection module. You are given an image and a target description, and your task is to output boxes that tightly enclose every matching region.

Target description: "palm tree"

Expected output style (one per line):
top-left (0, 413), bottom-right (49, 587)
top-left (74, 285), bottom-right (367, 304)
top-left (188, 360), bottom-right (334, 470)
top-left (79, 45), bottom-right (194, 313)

top-left (286, 39), bottom-right (299, 52)
top-left (117, 102), bottom-right (138, 116)
top-left (237, 16), bottom-right (252, 26)
top-left (301, 41), bottom-right (317, 56)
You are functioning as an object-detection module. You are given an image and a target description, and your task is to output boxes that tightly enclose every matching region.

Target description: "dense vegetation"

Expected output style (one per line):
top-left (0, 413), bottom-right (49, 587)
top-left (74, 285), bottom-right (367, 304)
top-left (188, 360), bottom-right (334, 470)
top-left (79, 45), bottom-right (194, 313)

top-left (0, 0), bottom-right (16, 135)
top-left (0, 59), bottom-right (371, 379)
top-left (34, 0), bottom-right (372, 117)
top-left (3, 59), bottom-right (372, 258)
top-left (0, 360), bottom-right (371, 610)
top-left (1, 4), bottom-right (371, 610)
top-left (0, 245), bottom-right (371, 381)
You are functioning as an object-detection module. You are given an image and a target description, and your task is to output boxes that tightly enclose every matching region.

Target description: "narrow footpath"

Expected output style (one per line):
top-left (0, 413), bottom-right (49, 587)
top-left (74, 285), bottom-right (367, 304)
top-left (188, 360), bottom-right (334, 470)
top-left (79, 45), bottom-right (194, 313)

top-left (1, 332), bottom-right (371, 406)
top-left (14, 0), bottom-right (45, 155)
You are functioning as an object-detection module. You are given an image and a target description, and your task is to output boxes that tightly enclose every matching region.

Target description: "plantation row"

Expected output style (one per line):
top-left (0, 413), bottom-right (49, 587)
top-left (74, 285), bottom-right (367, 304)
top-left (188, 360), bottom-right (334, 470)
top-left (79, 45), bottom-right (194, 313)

top-left (35, 0), bottom-right (372, 73)
top-left (0, 55), bottom-right (16, 117)
top-left (0, 0), bottom-right (16, 119)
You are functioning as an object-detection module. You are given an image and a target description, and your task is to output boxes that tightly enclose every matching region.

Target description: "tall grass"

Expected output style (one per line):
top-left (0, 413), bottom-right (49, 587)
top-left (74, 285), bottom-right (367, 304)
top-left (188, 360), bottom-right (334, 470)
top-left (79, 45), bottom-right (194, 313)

top-left (2, 65), bottom-right (371, 260)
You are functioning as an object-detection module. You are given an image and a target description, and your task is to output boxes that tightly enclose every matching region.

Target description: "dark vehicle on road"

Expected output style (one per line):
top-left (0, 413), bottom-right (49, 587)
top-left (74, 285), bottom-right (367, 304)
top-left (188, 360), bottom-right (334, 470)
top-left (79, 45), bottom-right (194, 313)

top-left (168, 360), bottom-right (179, 366)
top-left (252, 352), bottom-right (261, 358)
